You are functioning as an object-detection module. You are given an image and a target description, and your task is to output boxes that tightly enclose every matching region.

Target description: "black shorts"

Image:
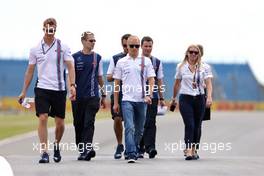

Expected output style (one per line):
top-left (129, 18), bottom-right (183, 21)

top-left (110, 94), bottom-right (123, 120)
top-left (34, 87), bottom-right (67, 119)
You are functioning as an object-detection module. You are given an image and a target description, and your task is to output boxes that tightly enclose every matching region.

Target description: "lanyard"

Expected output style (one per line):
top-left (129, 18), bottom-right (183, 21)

top-left (141, 56), bottom-right (145, 98)
top-left (192, 65), bottom-right (201, 94)
top-left (41, 39), bottom-right (56, 54)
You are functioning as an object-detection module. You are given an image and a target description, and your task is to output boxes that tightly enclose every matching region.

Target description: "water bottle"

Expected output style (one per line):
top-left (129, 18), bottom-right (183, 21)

top-left (170, 102), bottom-right (176, 112)
top-left (20, 97), bottom-right (34, 109)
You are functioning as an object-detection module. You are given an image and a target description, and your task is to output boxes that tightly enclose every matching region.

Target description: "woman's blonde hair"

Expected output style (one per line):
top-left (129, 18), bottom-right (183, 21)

top-left (179, 44), bottom-right (202, 69)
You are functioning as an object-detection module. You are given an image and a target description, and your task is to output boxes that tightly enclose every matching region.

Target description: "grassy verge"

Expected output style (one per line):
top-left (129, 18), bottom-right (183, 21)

top-left (0, 110), bottom-right (110, 140)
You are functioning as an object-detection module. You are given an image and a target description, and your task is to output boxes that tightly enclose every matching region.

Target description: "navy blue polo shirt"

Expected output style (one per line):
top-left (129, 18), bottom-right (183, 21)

top-left (150, 56), bottom-right (161, 99)
top-left (113, 52), bottom-right (127, 65)
top-left (72, 51), bottom-right (102, 100)
top-left (112, 52), bottom-right (126, 97)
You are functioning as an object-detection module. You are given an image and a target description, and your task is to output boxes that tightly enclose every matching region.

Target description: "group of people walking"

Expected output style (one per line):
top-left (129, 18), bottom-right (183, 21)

top-left (18, 18), bottom-right (213, 164)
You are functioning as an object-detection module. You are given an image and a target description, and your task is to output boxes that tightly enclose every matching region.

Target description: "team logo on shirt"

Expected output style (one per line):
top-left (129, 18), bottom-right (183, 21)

top-left (77, 57), bottom-right (82, 61)
top-left (92, 61), bottom-right (97, 66)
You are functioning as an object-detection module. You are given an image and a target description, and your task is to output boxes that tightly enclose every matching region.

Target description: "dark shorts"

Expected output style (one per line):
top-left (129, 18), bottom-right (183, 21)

top-left (110, 94), bottom-right (123, 120)
top-left (34, 87), bottom-right (67, 119)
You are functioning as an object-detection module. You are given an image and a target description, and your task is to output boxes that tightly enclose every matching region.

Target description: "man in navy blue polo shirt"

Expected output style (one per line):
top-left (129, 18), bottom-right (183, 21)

top-left (107, 34), bottom-right (131, 159)
top-left (71, 31), bottom-right (106, 161)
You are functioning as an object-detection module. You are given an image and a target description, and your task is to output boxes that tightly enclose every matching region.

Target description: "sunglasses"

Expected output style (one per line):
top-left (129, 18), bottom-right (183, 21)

top-left (88, 39), bottom-right (96, 43)
top-left (44, 28), bottom-right (56, 34)
top-left (188, 50), bottom-right (199, 55)
top-left (129, 44), bottom-right (140, 49)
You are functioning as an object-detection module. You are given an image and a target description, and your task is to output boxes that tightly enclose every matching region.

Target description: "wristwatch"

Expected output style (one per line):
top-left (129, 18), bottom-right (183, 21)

top-left (159, 97), bottom-right (164, 101)
top-left (146, 95), bottom-right (153, 99)
top-left (171, 97), bottom-right (176, 101)
top-left (70, 83), bottom-right (77, 88)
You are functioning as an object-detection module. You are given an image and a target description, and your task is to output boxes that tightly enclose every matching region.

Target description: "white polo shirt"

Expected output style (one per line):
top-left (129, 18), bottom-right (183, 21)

top-left (113, 56), bottom-right (156, 102)
top-left (29, 38), bottom-right (74, 91)
top-left (175, 62), bottom-right (213, 96)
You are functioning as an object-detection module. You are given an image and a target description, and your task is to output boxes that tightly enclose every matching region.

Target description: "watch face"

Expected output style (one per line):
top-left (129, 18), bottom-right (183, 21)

top-left (71, 84), bottom-right (77, 88)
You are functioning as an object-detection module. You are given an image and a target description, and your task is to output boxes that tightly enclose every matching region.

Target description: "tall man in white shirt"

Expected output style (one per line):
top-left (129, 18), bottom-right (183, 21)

top-left (18, 18), bottom-right (76, 163)
top-left (113, 35), bottom-right (155, 163)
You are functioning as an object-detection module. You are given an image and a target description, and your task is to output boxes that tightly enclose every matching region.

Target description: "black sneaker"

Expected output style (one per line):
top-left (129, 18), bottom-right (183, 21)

top-left (89, 148), bottom-right (96, 158)
top-left (137, 152), bottom-right (144, 159)
top-left (114, 144), bottom-right (124, 159)
top-left (39, 152), bottom-right (49, 163)
top-left (77, 152), bottom-right (86, 161)
top-left (124, 150), bottom-right (128, 160)
top-left (137, 147), bottom-right (145, 159)
top-left (84, 149), bottom-right (96, 161)
top-left (53, 144), bottom-right (61, 163)
top-left (127, 154), bottom-right (137, 163)
top-left (148, 149), bottom-right (157, 159)
top-left (192, 151), bottom-right (200, 160)
top-left (185, 155), bottom-right (193, 160)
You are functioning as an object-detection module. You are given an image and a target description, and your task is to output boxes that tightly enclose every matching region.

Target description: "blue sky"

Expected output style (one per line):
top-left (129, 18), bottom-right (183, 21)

top-left (0, 0), bottom-right (264, 84)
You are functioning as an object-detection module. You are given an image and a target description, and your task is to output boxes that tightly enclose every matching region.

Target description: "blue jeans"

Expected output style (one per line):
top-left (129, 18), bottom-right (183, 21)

top-left (122, 101), bottom-right (147, 156)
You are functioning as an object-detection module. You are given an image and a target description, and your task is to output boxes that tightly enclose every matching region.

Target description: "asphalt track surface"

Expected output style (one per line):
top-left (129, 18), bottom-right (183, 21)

top-left (0, 111), bottom-right (264, 176)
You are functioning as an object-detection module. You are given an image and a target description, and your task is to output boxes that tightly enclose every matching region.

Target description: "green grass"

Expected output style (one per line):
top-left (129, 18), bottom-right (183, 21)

top-left (0, 111), bottom-right (110, 140)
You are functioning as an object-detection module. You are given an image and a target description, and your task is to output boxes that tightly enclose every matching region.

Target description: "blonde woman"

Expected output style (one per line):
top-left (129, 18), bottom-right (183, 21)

top-left (170, 45), bottom-right (213, 160)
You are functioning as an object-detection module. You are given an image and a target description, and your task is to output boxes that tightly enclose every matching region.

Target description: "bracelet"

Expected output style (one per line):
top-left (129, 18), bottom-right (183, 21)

top-left (171, 97), bottom-right (176, 101)
top-left (70, 83), bottom-right (77, 88)
top-left (146, 95), bottom-right (153, 99)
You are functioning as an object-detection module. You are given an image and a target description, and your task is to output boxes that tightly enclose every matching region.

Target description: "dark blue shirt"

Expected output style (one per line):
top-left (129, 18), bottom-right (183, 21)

top-left (112, 52), bottom-right (126, 97)
top-left (113, 52), bottom-right (127, 65)
top-left (150, 56), bottom-right (161, 99)
top-left (72, 51), bottom-right (102, 100)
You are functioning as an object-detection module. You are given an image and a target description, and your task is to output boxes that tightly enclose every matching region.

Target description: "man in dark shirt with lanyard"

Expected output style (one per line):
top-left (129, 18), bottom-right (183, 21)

top-left (71, 31), bottom-right (106, 161)
top-left (139, 36), bottom-right (165, 159)
top-left (107, 34), bottom-right (131, 159)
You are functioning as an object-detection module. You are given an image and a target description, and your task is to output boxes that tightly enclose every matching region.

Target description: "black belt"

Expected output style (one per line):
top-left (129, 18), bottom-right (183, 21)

top-left (180, 94), bottom-right (205, 99)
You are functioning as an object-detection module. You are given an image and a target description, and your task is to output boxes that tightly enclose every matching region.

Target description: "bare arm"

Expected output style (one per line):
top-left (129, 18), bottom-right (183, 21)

top-left (98, 76), bottom-right (105, 94)
top-left (205, 78), bottom-right (213, 107)
top-left (172, 79), bottom-right (181, 99)
top-left (65, 60), bottom-right (76, 101)
top-left (157, 79), bottom-right (164, 98)
top-left (144, 77), bottom-right (155, 104)
top-left (98, 75), bottom-right (106, 108)
top-left (113, 79), bottom-right (120, 112)
top-left (169, 78), bottom-right (181, 109)
top-left (148, 77), bottom-right (155, 97)
top-left (18, 64), bottom-right (35, 102)
top-left (65, 60), bottom-right (75, 86)
top-left (157, 78), bottom-right (165, 106)
top-left (107, 74), bottom-right (114, 82)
